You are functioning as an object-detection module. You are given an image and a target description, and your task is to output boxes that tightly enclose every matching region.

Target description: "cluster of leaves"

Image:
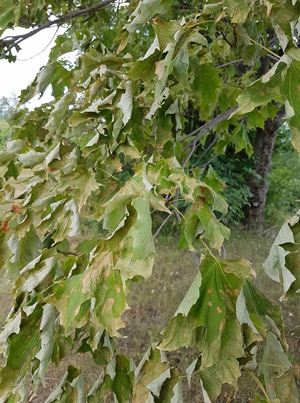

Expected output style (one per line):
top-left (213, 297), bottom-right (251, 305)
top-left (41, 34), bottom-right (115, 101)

top-left (189, 140), bottom-right (255, 225)
top-left (0, 0), bottom-right (299, 401)
top-left (212, 153), bottom-right (254, 224)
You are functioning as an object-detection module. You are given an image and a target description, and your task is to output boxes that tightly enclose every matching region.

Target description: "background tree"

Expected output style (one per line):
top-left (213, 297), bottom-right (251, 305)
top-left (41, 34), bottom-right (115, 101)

top-left (0, 95), bottom-right (18, 147)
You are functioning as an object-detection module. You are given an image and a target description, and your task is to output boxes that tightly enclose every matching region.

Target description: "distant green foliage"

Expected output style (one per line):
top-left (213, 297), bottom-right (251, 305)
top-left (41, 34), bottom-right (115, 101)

top-left (266, 124), bottom-right (300, 222)
top-left (0, 120), bottom-right (9, 148)
top-left (0, 95), bottom-right (18, 119)
top-left (212, 151), bottom-right (254, 224)
top-left (190, 139), bottom-right (254, 225)
top-left (0, 95), bottom-right (18, 148)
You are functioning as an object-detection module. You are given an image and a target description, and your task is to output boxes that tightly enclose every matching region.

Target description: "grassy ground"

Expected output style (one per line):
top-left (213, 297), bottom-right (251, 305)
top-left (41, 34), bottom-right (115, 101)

top-left (119, 228), bottom-right (300, 401)
top-left (0, 228), bottom-right (299, 401)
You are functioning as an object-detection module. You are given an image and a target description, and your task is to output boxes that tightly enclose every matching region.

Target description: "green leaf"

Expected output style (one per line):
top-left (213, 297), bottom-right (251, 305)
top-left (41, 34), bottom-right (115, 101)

top-left (192, 63), bottom-right (222, 108)
top-left (152, 19), bottom-right (180, 50)
top-left (129, 197), bottom-right (155, 263)
top-left (133, 345), bottom-right (168, 402)
top-left (126, 0), bottom-right (173, 34)
top-left (110, 355), bottom-right (134, 403)
top-left (133, 345), bottom-right (179, 402)
top-left (243, 280), bottom-right (283, 338)
top-left (45, 365), bottom-right (86, 403)
top-left (0, 232), bottom-right (10, 270)
top-left (33, 304), bottom-right (56, 386)
top-left (10, 225), bottom-right (42, 272)
top-left (117, 81), bottom-right (133, 126)
top-left (17, 149), bottom-right (46, 168)
top-left (180, 204), bottom-right (229, 252)
top-left (0, 313), bottom-right (21, 351)
top-left (232, 61), bottom-right (285, 116)
top-left (264, 222), bottom-right (296, 297)
top-left (2, 0), bottom-right (300, 399)
top-left (102, 194), bottom-right (132, 235)
top-left (45, 92), bottom-right (75, 137)
top-left (280, 60), bottom-right (300, 153)
top-left (160, 256), bottom-right (252, 400)
top-left (247, 109), bottom-right (266, 129)
top-left (127, 52), bottom-right (159, 81)
top-left (46, 273), bottom-right (88, 335)
top-left (88, 266), bottom-right (127, 337)
top-left (231, 125), bottom-right (253, 156)
top-left (264, 211), bottom-right (300, 298)
top-left (0, 309), bottom-right (41, 400)
top-left (0, 4), bottom-right (15, 29)
top-left (224, 0), bottom-right (251, 23)
top-left (259, 332), bottom-right (299, 403)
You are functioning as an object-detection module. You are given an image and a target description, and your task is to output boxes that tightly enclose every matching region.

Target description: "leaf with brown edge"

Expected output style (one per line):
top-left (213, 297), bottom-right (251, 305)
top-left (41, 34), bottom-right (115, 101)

top-left (0, 308), bottom-right (41, 401)
top-left (133, 344), bottom-right (180, 402)
top-left (160, 256), bottom-right (252, 400)
top-left (259, 332), bottom-right (299, 403)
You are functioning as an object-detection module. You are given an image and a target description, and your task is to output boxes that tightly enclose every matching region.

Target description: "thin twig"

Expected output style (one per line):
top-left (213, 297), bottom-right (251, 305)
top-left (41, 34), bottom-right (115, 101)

top-left (181, 106), bottom-right (238, 143)
top-left (216, 59), bottom-right (243, 69)
top-left (169, 202), bottom-right (186, 221)
top-left (153, 191), bottom-right (181, 239)
top-left (200, 238), bottom-right (217, 260)
top-left (220, 31), bottom-right (234, 47)
top-left (153, 214), bottom-right (173, 239)
top-left (200, 154), bottom-right (218, 169)
top-left (191, 251), bottom-right (200, 267)
top-left (182, 142), bottom-right (197, 168)
top-left (225, 386), bottom-right (234, 403)
top-left (266, 53), bottom-right (280, 63)
top-left (57, 250), bottom-right (80, 256)
top-left (170, 189), bottom-right (181, 223)
top-left (238, 34), bottom-right (280, 59)
top-left (244, 369), bottom-right (272, 403)
top-left (0, 0), bottom-right (117, 54)
top-left (192, 137), bottom-right (218, 167)
top-left (152, 192), bottom-right (200, 267)
top-left (223, 79), bottom-right (244, 89)
top-left (181, 106), bottom-right (238, 169)
top-left (16, 26), bottom-right (59, 61)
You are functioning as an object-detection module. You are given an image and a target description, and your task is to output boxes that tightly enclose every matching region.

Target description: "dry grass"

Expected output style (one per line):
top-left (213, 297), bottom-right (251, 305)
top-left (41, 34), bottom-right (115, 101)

top-left (0, 228), bottom-right (299, 402)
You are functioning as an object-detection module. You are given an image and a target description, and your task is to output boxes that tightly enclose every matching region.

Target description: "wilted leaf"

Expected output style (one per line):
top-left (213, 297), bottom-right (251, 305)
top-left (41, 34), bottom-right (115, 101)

top-left (264, 211), bottom-right (300, 298)
top-left (160, 256), bottom-right (252, 400)
top-left (259, 332), bottom-right (298, 403)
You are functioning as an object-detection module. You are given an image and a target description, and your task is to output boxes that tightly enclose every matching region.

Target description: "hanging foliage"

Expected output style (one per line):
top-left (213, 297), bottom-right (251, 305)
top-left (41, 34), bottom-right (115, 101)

top-left (0, 0), bottom-right (299, 401)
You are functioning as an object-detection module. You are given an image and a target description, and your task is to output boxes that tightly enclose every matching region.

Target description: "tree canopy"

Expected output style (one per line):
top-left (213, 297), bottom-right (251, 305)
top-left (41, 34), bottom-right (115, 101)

top-left (0, 0), bottom-right (300, 401)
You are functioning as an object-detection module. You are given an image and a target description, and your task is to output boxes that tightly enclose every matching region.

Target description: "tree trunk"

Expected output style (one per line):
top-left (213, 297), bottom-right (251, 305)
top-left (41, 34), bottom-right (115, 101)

top-left (244, 110), bottom-right (284, 225)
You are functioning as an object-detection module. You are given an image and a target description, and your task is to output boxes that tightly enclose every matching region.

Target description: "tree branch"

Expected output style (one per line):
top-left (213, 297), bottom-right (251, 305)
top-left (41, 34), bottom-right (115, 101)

top-left (154, 108), bottom-right (236, 261)
top-left (181, 106), bottom-right (238, 144)
top-left (0, 0), bottom-right (117, 54)
top-left (216, 59), bottom-right (243, 69)
top-left (200, 153), bottom-right (218, 170)
top-left (191, 137), bottom-right (218, 168)
top-left (153, 213), bottom-right (173, 239)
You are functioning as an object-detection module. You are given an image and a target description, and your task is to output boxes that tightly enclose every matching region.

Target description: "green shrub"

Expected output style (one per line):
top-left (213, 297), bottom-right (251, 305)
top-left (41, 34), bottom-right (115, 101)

top-left (211, 150), bottom-right (254, 225)
top-left (265, 124), bottom-right (300, 223)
